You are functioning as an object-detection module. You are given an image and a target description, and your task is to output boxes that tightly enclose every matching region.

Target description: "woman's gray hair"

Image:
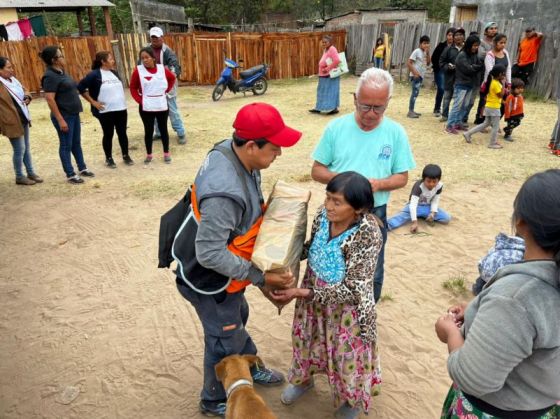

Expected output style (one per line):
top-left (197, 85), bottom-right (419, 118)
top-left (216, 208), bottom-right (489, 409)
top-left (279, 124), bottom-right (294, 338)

top-left (355, 67), bottom-right (394, 98)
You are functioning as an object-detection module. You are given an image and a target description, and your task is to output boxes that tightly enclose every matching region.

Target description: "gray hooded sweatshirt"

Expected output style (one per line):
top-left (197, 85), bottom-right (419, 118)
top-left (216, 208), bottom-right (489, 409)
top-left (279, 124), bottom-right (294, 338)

top-left (448, 260), bottom-right (560, 411)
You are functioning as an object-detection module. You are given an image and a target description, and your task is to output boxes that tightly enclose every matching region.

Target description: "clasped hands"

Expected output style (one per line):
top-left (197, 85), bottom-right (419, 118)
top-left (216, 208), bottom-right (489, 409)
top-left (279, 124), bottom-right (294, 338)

top-left (435, 303), bottom-right (466, 343)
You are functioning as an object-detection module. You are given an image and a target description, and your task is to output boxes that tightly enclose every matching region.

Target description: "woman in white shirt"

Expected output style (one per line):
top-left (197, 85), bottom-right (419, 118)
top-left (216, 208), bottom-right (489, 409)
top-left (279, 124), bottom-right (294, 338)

top-left (78, 51), bottom-right (134, 168)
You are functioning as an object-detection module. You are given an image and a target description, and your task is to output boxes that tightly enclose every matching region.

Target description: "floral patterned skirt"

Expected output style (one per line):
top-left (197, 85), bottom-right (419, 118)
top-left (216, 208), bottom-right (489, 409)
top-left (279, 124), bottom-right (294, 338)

top-left (287, 271), bottom-right (381, 412)
top-left (441, 383), bottom-right (560, 419)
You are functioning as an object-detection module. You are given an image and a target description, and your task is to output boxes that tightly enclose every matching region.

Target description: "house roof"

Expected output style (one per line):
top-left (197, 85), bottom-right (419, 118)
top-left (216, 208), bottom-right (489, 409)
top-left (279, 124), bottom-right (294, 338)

top-left (0, 0), bottom-right (114, 8)
top-left (326, 7), bottom-right (427, 21)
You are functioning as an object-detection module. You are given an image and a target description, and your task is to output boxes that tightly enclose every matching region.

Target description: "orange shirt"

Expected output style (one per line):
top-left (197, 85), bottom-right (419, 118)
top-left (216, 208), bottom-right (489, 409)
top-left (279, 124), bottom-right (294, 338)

top-left (518, 37), bottom-right (542, 66)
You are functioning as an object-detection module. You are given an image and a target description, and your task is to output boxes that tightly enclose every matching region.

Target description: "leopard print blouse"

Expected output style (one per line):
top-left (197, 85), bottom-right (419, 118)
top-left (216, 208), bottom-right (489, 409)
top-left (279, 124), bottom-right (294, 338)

top-left (302, 206), bottom-right (383, 344)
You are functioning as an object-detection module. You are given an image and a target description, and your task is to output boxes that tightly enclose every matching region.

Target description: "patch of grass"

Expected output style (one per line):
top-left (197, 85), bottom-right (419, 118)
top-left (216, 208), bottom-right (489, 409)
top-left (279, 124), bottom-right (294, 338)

top-left (292, 173), bottom-right (313, 183)
top-left (378, 292), bottom-right (394, 303)
top-left (442, 273), bottom-right (468, 296)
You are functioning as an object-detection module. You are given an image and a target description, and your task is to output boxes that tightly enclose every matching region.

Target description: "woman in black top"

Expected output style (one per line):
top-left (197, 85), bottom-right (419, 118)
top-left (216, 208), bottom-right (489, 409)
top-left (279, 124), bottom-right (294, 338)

top-left (40, 46), bottom-right (94, 184)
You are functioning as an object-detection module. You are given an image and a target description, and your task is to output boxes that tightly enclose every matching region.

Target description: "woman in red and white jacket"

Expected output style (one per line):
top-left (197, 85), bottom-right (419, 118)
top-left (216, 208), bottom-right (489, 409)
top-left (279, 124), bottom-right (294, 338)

top-left (309, 35), bottom-right (341, 115)
top-left (130, 47), bottom-right (176, 164)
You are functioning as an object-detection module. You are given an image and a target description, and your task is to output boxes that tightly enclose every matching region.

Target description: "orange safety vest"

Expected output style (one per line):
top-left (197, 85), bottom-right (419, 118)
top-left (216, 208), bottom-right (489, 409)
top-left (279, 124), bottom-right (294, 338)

top-left (191, 184), bottom-right (264, 293)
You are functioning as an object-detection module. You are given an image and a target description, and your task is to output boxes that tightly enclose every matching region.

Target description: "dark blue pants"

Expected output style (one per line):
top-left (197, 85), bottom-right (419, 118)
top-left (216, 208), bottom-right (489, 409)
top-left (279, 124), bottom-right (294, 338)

top-left (371, 204), bottom-right (387, 302)
top-left (176, 279), bottom-right (257, 403)
top-left (433, 71), bottom-right (445, 112)
top-left (51, 114), bottom-right (87, 178)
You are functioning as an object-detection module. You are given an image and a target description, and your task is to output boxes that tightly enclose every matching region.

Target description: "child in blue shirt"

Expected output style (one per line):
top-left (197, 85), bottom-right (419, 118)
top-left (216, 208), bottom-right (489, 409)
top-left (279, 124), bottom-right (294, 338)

top-left (471, 232), bottom-right (525, 295)
top-left (388, 164), bottom-right (451, 233)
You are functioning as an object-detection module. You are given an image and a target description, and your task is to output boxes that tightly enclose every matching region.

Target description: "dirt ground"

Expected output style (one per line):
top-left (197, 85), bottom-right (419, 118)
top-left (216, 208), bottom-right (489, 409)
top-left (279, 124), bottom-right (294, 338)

top-left (0, 75), bottom-right (558, 419)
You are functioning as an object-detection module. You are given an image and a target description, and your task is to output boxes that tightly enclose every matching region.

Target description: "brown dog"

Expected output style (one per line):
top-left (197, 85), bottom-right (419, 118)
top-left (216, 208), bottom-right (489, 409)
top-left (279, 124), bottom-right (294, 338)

top-left (215, 354), bottom-right (277, 419)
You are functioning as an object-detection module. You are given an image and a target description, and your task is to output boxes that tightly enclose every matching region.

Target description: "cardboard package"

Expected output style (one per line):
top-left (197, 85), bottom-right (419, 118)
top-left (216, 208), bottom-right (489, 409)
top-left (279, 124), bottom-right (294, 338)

top-left (251, 180), bottom-right (311, 313)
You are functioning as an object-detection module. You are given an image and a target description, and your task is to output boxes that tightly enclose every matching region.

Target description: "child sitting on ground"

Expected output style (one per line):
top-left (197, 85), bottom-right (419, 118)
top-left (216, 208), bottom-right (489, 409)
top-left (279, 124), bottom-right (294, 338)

top-left (388, 164), bottom-right (451, 233)
top-left (471, 232), bottom-right (525, 295)
top-left (503, 78), bottom-right (525, 142)
top-left (463, 64), bottom-right (507, 149)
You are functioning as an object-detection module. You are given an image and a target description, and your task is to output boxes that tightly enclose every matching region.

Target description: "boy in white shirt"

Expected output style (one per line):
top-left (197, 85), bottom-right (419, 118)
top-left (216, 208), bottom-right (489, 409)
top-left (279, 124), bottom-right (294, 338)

top-left (388, 164), bottom-right (451, 233)
top-left (407, 35), bottom-right (431, 118)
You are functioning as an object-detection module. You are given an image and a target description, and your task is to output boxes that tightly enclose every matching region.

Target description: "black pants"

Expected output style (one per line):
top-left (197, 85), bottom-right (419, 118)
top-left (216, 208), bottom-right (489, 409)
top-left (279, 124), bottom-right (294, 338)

top-left (512, 63), bottom-right (534, 85)
top-left (98, 110), bottom-right (129, 159)
top-left (474, 91), bottom-right (487, 124)
top-left (139, 106), bottom-right (169, 155)
top-left (504, 117), bottom-right (522, 137)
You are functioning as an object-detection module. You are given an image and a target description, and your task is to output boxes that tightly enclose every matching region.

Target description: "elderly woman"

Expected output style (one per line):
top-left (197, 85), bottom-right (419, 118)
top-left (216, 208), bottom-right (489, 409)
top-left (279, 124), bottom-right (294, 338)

top-left (273, 171), bottom-right (383, 419)
top-left (0, 56), bottom-right (42, 185)
top-left (309, 35), bottom-right (341, 115)
top-left (40, 45), bottom-right (94, 184)
top-left (436, 169), bottom-right (560, 418)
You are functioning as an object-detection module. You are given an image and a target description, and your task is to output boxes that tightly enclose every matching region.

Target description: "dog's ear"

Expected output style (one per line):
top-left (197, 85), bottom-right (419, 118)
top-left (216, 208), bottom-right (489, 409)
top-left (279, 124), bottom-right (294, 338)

top-left (215, 359), bottom-right (227, 382)
top-left (242, 354), bottom-right (263, 368)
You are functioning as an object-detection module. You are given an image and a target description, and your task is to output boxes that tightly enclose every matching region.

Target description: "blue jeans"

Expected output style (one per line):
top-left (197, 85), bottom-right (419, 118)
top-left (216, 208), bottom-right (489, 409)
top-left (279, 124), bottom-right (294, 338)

top-left (441, 89), bottom-right (453, 118)
top-left (9, 124), bottom-right (35, 178)
top-left (176, 279), bottom-right (257, 403)
top-left (374, 57), bottom-right (384, 69)
top-left (51, 114), bottom-right (87, 178)
top-left (409, 77), bottom-right (423, 112)
top-left (371, 204), bottom-right (387, 302)
top-left (387, 204), bottom-right (451, 230)
top-left (155, 95), bottom-right (185, 137)
top-left (433, 71), bottom-right (445, 112)
top-left (447, 85), bottom-right (472, 129)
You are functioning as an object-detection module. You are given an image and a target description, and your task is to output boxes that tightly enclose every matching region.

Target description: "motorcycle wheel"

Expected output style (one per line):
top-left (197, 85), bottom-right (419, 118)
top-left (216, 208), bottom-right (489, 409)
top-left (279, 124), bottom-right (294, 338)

top-left (252, 78), bottom-right (268, 96)
top-left (212, 84), bottom-right (226, 101)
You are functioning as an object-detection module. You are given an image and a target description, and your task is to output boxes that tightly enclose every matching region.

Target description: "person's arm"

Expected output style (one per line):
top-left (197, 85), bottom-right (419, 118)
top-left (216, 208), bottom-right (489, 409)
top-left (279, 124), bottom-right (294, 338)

top-left (311, 160), bottom-right (337, 184)
top-left (505, 50), bottom-right (512, 86)
top-left (446, 294), bottom-right (533, 398)
top-left (370, 172), bottom-right (408, 193)
top-left (426, 49), bottom-right (431, 66)
top-left (195, 196), bottom-right (293, 289)
top-left (407, 57), bottom-right (420, 78)
top-left (81, 91), bottom-right (105, 111)
top-left (44, 93), bottom-right (68, 132)
top-left (430, 192), bottom-right (441, 215)
top-left (325, 46), bottom-right (340, 71)
top-left (129, 68), bottom-right (142, 104)
top-left (483, 53), bottom-right (494, 83)
top-left (164, 47), bottom-right (181, 77)
top-left (163, 67), bottom-right (176, 93)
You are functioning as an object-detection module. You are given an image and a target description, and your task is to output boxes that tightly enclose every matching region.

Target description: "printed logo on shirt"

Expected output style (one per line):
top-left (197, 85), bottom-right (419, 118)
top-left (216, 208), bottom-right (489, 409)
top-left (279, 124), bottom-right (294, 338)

top-left (378, 145), bottom-right (392, 160)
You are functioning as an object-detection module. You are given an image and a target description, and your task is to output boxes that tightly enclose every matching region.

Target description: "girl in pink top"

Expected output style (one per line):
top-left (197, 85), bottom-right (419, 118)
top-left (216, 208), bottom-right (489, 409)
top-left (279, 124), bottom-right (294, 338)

top-left (309, 35), bottom-right (341, 115)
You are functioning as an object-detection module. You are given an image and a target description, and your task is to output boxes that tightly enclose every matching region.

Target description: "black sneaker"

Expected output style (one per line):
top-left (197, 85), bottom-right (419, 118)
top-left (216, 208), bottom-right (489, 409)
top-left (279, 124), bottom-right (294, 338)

top-left (67, 175), bottom-right (84, 184)
top-left (326, 108), bottom-right (339, 115)
top-left (105, 157), bottom-right (117, 169)
top-left (80, 169), bottom-right (95, 177)
top-left (251, 364), bottom-right (285, 386)
top-left (123, 155), bottom-right (135, 165)
top-left (199, 400), bottom-right (226, 417)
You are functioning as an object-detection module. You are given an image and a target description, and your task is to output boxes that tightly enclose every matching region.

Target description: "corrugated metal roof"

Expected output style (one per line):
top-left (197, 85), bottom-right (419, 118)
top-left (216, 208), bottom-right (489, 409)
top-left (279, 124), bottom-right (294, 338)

top-left (0, 0), bottom-right (114, 8)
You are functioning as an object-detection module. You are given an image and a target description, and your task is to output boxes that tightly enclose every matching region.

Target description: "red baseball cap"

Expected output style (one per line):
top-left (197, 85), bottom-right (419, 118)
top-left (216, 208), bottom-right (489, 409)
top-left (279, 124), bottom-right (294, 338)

top-left (233, 102), bottom-right (302, 147)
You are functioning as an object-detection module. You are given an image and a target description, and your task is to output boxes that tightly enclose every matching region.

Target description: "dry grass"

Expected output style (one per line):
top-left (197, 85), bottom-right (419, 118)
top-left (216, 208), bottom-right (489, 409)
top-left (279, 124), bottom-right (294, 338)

top-left (0, 75), bottom-right (558, 200)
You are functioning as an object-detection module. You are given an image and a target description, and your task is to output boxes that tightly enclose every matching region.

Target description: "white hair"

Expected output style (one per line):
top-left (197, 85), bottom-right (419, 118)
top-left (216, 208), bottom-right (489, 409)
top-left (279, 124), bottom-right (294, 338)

top-left (355, 67), bottom-right (394, 98)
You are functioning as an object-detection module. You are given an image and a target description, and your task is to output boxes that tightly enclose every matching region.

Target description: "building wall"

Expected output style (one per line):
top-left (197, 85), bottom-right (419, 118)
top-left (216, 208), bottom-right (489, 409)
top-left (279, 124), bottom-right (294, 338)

top-left (0, 8), bottom-right (18, 25)
top-left (452, 0), bottom-right (560, 33)
top-left (361, 10), bottom-right (427, 24)
top-left (325, 13), bottom-right (360, 30)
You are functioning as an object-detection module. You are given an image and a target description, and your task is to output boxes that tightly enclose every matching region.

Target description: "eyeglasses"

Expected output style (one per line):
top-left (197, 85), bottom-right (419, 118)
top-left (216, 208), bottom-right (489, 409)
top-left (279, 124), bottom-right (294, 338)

top-left (354, 100), bottom-right (388, 114)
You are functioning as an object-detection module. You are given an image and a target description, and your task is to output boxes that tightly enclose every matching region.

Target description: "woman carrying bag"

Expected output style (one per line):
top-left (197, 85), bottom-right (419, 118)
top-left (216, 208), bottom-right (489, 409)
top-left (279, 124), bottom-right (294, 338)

top-left (309, 35), bottom-right (341, 115)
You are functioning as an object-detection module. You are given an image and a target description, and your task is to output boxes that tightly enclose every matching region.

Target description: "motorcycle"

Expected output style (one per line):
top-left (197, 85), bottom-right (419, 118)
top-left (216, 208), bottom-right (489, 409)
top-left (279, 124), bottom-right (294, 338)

top-left (212, 58), bottom-right (268, 101)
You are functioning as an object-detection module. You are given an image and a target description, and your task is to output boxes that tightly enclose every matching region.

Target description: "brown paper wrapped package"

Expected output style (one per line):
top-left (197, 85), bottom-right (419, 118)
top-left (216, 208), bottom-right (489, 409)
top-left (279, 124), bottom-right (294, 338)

top-left (251, 180), bottom-right (311, 313)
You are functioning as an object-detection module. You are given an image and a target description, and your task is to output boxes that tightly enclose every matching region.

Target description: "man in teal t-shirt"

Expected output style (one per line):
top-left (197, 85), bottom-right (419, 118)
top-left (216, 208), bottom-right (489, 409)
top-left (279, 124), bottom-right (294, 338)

top-left (311, 67), bottom-right (416, 301)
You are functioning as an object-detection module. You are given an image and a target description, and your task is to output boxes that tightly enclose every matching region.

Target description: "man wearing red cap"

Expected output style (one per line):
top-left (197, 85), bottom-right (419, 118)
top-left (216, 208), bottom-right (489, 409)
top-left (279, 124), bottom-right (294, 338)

top-left (175, 102), bottom-right (301, 416)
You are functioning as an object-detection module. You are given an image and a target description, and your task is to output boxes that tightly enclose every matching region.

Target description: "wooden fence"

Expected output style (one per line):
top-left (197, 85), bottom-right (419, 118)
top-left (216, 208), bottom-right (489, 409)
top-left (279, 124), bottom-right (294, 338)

top-left (346, 20), bottom-right (559, 99)
top-left (0, 30), bottom-right (346, 93)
